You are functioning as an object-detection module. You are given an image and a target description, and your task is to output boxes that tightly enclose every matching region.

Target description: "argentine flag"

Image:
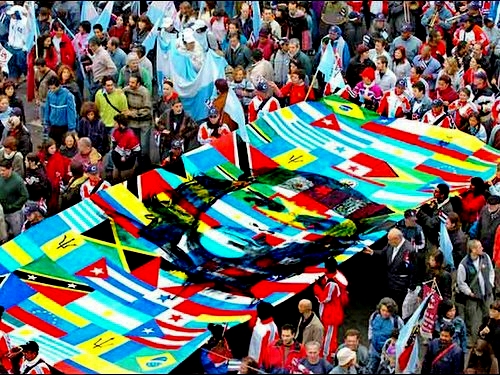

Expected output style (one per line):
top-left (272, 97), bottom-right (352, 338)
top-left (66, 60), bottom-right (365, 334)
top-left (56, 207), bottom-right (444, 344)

top-left (81, 2), bottom-right (99, 25)
top-left (88, 1), bottom-right (114, 39)
top-left (156, 37), bottom-right (227, 121)
top-left (24, 1), bottom-right (38, 53)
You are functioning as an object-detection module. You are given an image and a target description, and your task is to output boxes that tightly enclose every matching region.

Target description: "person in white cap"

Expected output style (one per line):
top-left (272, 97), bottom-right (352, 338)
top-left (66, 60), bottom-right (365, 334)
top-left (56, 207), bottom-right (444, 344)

top-left (329, 347), bottom-right (357, 374)
top-left (176, 28), bottom-right (205, 73)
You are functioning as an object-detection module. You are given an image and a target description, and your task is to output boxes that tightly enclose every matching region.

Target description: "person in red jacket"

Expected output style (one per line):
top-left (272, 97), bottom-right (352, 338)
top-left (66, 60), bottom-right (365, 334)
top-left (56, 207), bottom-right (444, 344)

top-left (269, 69), bottom-right (315, 106)
top-left (50, 21), bottom-right (77, 69)
top-left (252, 29), bottom-right (275, 61)
top-left (314, 257), bottom-right (349, 362)
top-left (37, 138), bottom-right (70, 215)
top-left (26, 34), bottom-right (58, 102)
top-left (435, 74), bottom-right (458, 108)
top-left (377, 79), bottom-right (410, 119)
top-left (460, 177), bottom-right (487, 233)
top-left (262, 324), bottom-right (306, 374)
top-left (111, 114), bottom-right (141, 183)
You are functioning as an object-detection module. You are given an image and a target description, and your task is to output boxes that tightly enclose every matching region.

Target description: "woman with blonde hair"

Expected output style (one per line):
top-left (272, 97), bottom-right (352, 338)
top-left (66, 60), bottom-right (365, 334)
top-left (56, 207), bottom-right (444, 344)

top-left (437, 57), bottom-right (461, 91)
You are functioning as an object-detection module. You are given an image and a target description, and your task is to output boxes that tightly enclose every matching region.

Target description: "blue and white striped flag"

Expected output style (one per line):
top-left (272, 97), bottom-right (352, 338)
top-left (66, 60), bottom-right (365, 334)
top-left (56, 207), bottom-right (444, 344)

top-left (81, 1), bottom-right (99, 24)
top-left (131, 1), bottom-right (141, 16)
top-left (143, 2), bottom-right (177, 53)
top-left (250, 1), bottom-right (261, 44)
top-left (24, 1), bottom-right (39, 53)
top-left (318, 43), bottom-right (335, 82)
top-left (439, 212), bottom-right (455, 271)
top-left (88, 1), bottom-right (114, 39)
top-left (224, 88), bottom-right (248, 143)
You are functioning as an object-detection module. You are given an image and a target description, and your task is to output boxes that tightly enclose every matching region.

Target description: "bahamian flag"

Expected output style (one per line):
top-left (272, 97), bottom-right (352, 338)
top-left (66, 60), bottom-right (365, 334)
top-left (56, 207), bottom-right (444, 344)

top-left (318, 43), bottom-right (335, 82)
top-left (156, 37), bottom-right (226, 121)
top-left (24, 1), bottom-right (39, 54)
top-left (439, 213), bottom-right (455, 271)
top-left (251, 1), bottom-right (261, 43)
top-left (81, 1), bottom-right (99, 24)
top-left (88, 1), bottom-right (114, 39)
top-left (396, 294), bottom-right (431, 374)
top-left (225, 88), bottom-right (248, 142)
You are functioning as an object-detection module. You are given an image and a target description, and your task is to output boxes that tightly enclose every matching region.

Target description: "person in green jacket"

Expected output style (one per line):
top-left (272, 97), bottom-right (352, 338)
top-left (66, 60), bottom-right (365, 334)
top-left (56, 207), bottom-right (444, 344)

top-left (117, 53), bottom-right (153, 95)
top-left (0, 158), bottom-right (28, 239)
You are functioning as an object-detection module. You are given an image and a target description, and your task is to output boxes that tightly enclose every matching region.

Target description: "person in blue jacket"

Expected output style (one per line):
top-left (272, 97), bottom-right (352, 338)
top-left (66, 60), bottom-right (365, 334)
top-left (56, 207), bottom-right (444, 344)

top-left (44, 76), bottom-right (77, 148)
top-left (422, 323), bottom-right (464, 374)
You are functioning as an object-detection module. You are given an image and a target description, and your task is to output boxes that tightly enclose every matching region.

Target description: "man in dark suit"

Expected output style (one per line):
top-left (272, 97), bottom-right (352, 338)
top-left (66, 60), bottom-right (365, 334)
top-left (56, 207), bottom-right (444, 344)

top-left (363, 228), bottom-right (416, 312)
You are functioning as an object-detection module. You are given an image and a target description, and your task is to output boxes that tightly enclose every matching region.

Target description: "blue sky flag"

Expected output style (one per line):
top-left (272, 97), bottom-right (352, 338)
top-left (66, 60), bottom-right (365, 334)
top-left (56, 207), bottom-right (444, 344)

top-left (24, 1), bottom-right (39, 54)
top-left (396, 294), bottom-right (431, 374)
top-left (224, 88), bottom-right (248, 142)
top-left (439, 213), bottom-right (455, 271)
top-left (317, 43), bottom-right (335, 82)
top-left (81, 1), bottom-right (99, 24)
top-left (251, 1), bottom-right (261, 43)
top-left (88, 1), bottom-right (114, 39)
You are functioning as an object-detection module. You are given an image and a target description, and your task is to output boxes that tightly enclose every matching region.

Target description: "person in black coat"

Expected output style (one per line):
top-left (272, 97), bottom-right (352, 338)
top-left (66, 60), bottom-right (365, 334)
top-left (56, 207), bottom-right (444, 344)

top-left (479, 300), bottom-right (500, 362)
top-left (345, 44), bottom-right (376, 87)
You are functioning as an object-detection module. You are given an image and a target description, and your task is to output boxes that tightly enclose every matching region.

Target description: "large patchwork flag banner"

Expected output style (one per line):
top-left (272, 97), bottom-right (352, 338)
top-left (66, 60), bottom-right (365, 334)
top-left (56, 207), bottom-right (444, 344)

top-left (0, 95), bottom-right (499, 373)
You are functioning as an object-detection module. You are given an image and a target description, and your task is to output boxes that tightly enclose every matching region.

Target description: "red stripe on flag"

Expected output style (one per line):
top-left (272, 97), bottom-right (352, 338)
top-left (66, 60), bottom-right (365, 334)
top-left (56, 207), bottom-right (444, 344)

top-left (472, 147), bottom-right (500, 164)
top-left (0, 321), bottom-right (14, 333)
top-left (415, 164), bottom-right (472, 183)
top-left (89, 194), bottom-right (141, 237)
top-left (53, 361), bottom-right (87, 375)
top-left (127, 336), bottom-right (182, 350)
top-left (174, 300), bottom-right (254, 317)
top-left (162, 334), bottom-right (198, 341)
top-left (7, 306), bottom-right (66, 338)
top-left (250, 280), bottom-right (311, 299)
top-left (156, 320), bottom-right (207, 334)
top-left (362, 122), bottom-right (469, 161)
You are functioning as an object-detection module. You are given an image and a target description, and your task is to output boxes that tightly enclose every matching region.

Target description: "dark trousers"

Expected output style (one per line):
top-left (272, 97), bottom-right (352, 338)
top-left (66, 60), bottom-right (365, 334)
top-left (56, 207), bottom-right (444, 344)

top-left (48, 125), bottom-right (69, 148)
top-left (387, 288), bottom-right (407, 316)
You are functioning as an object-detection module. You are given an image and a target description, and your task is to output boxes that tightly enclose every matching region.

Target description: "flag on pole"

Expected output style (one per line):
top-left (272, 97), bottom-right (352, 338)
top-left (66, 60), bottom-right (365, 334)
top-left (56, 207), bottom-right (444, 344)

top-left (396, 294), bottom-right (431, 374)
top-left (198, 1), bottom-right (206, 19)
top-left (24, 1), bottom-right (38, 54)
top-left (224, 88), bottom-right (248, 143)
top-left (143, 2), bottom-right (177, 54)
top-left (318, 43), bottom-right (335, 82)
top-left (439, 212), bottom-right (455, 271)
top-left (81, 1), bottom-right (99, 24)
top-left (250, 1), bottom-right (261, 44)
top-left (131, 1), bottom-right (141, 16)
top-left (88, 1), bottom-right (114, 38)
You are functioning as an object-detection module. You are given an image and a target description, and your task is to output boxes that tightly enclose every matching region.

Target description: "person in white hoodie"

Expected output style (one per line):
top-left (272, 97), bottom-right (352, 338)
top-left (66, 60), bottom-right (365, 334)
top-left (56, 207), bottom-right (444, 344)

top-left (5, 5), bottom-right (27, 84)
top-left (176, 28), bottom-right (205, 73)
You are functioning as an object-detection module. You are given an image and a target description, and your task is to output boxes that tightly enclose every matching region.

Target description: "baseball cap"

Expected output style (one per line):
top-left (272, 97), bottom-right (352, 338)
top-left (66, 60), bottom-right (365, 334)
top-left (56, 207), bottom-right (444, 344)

top-left (404, 209), bottom-right (417, 219)
top-left (484, 16), bottom-right (494, 24)
top-left (171, 138), bottom-right (184, 149)
top-left (356, 44), bottom-right (370, 54)
top-left (21, 341), bottom-right (39, 353)
top-left (396, 79), bottom-right (406, 88)
top-left (468, 1), bottom-right (480, 10)
top-left (375, 13), bottom-right (386, 21)
top-left (86, 164), bottom-right (99, 175)
top-left (488, 195), bottom-right (500, 205)
top-left (348, 11), bottom-right (362, 21)
top-left (337, 347), bottom-right (356, 366)
top-left (208, 107), bottom-right (219, 117)
top-left (475, 70), bottom-right (488, 81)
top-left (434, 1), bottom-right (444, 5)
top-left (432, 98), bottom-right (444, 107)
top-left (256, 81), bottom-right (269, 92)
top-left (401, 23), bottom-right (413, 32)
top-left (183, 29), bottom-right (196, 44)
top-left (329, 25), bottom-right (342, 35)
top-left (23, 202), bottom-right (46, 217)
top-left (10, 107), bottom-right (22, 117)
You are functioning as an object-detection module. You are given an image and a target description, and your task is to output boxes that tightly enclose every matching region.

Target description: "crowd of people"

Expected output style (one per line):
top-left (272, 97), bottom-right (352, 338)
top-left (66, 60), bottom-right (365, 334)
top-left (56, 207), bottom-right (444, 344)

top-left (1, 0), bottom-right (500, 374)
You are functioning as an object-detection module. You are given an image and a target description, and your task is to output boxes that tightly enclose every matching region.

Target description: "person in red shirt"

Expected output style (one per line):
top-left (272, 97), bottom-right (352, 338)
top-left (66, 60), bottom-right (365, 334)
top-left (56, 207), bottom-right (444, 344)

top-left (262, 324), bottom-right (306, 374)
top-left (460, 177), bottom-right (487, 233)
top-left (435, 74), bottom-right (458, 108)
top-left (421, 99), bottom-right (455, 128)
top-left (420, 30), bottom-right (447, 63)
top-left (252, 29), bottom-right (275, 61)
top-left (111, 114), bottom-right (141, 183)
top-left (269, 70), bottom-right (315, 106)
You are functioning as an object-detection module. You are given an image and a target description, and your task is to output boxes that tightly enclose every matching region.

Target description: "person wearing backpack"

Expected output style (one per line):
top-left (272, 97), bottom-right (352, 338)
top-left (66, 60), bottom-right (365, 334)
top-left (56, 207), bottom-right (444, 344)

top-left (314, 256), bottom-right (349, 362)
top-left (367, 297), bottom-right (404, 373)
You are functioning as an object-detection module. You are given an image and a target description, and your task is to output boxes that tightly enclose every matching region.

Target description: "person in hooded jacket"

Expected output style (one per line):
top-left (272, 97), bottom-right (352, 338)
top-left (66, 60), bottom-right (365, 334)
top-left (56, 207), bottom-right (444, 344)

top-left (23, 152), bottom-right (51, 207)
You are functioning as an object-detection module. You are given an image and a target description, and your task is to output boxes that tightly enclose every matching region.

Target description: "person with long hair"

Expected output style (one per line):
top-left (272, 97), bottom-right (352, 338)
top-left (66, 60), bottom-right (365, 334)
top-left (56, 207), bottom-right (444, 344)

top-left (3, 80), bottom-right (25, 125)
top-left (449, 88), bottom-right (479, 131)
top-left (461, 177), bottom-right (488, 232)
top-left (479, 300), bottom-right (500, 363)
top-left (58, 64), bottom-right (82, 115)
top-left (390, 46), bottom-right (411, 81)
top-left (438, 57), bottom-right (461, 91)
top-left (425, 249), bottom-right (453, 300)
top-left (133, 15), bottom-right (153, 47)
top-left (26, 33), bottom-right (58, 103)
top-left (37, 138), bottom-right (70, 215)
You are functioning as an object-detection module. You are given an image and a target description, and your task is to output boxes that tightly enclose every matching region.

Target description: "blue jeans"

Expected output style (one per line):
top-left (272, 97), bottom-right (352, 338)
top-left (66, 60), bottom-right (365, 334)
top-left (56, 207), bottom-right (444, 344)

top-left (367, 344), bottom-right (381, 374)
top-left (6, 45), bottom-right (26, 79)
